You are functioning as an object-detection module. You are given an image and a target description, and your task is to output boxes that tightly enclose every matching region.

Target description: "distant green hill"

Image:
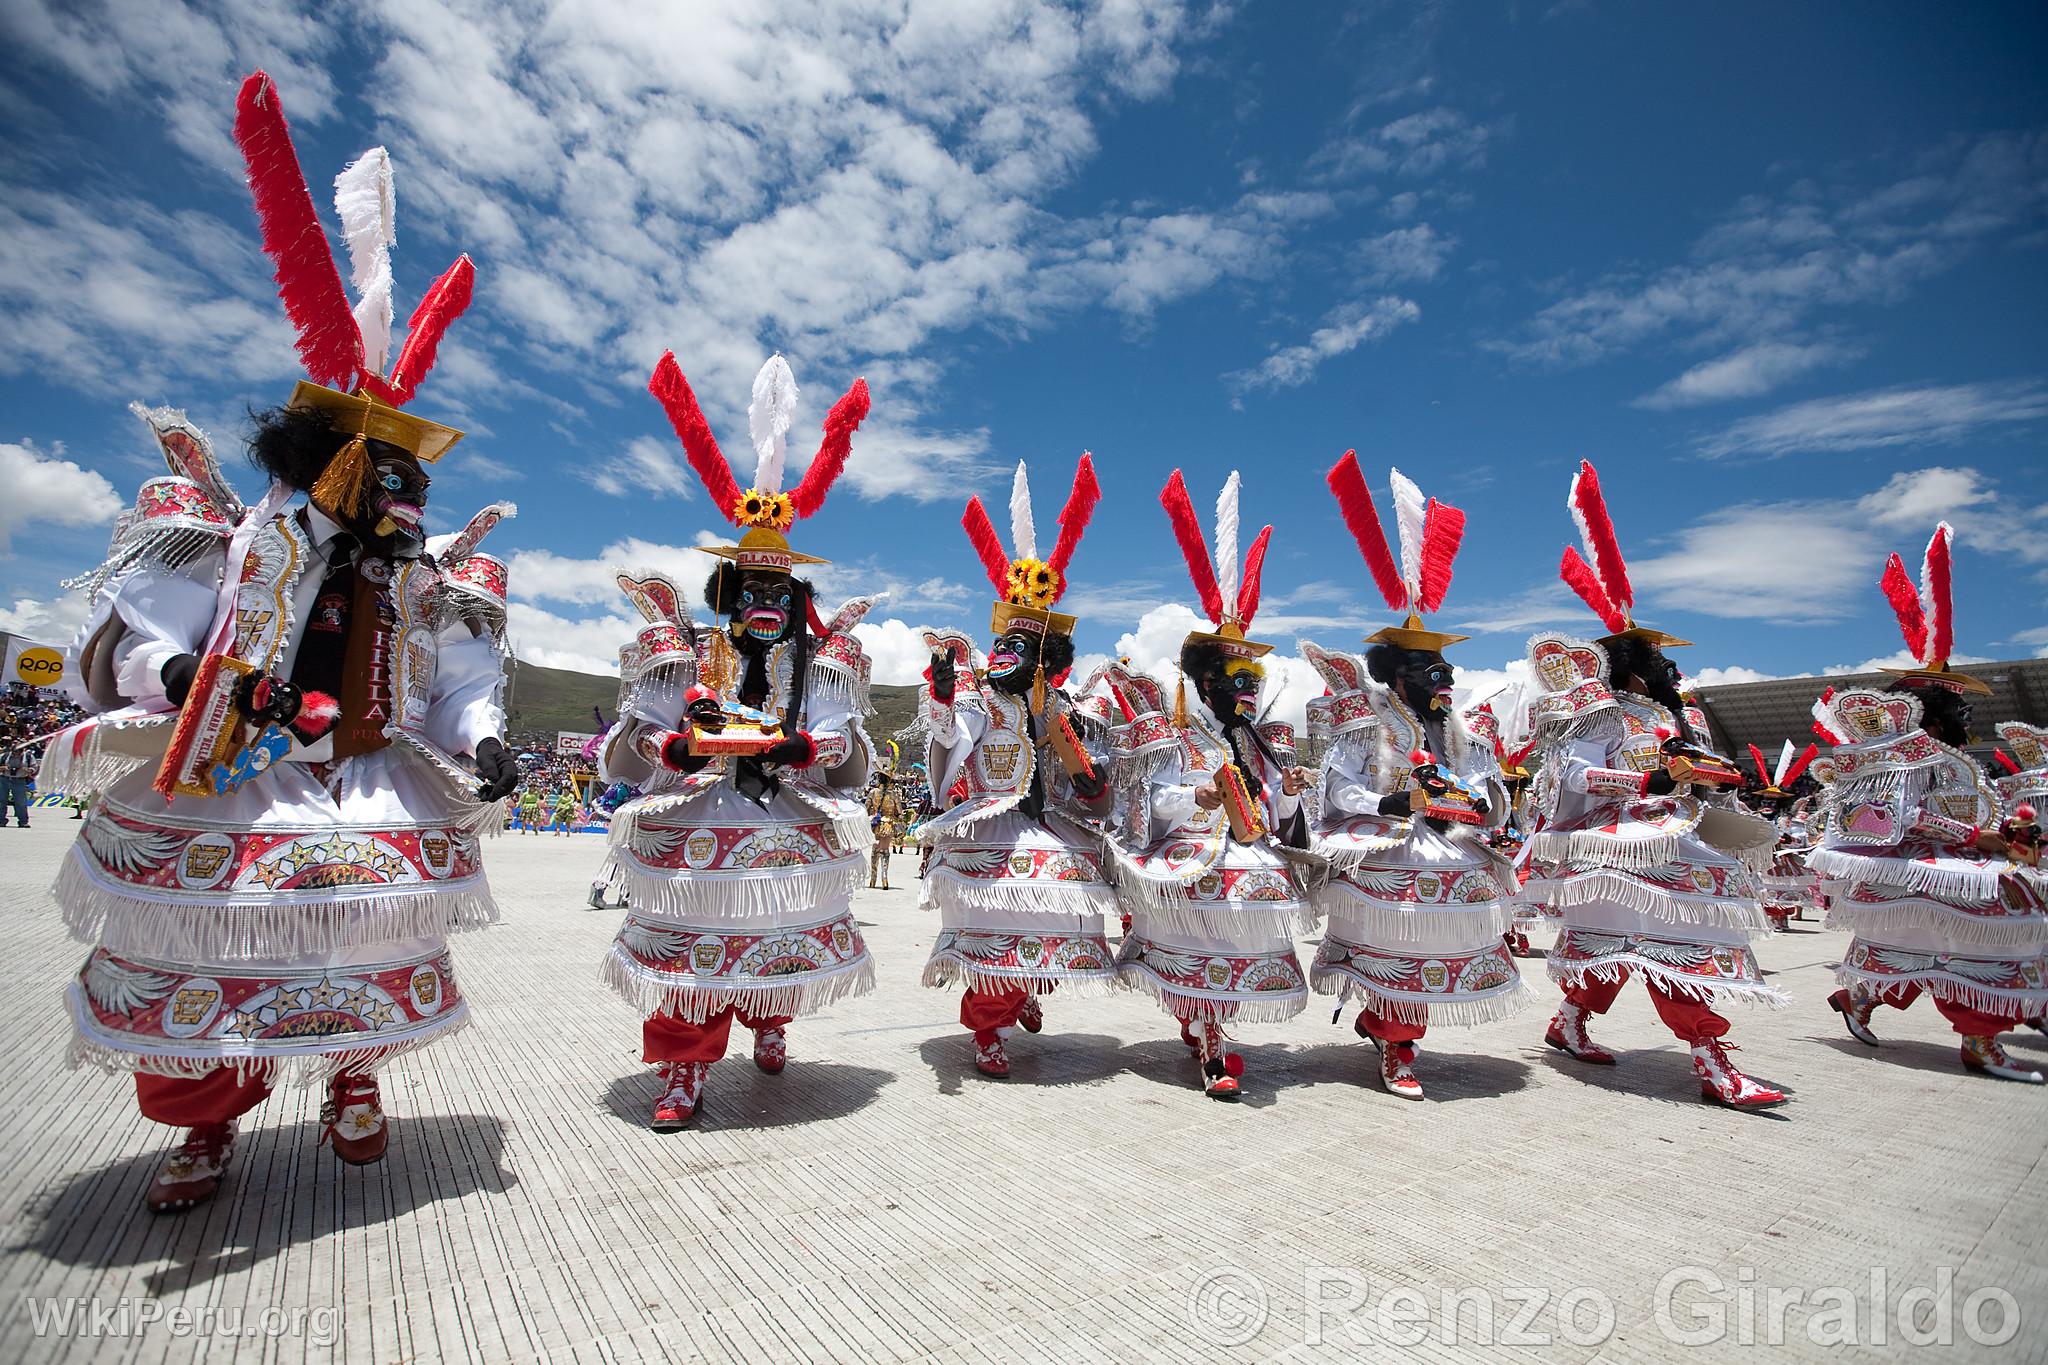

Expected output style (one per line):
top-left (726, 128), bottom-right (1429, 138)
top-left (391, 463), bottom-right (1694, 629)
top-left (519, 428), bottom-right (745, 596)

top-left (505, 659), bottom-right (920, 754)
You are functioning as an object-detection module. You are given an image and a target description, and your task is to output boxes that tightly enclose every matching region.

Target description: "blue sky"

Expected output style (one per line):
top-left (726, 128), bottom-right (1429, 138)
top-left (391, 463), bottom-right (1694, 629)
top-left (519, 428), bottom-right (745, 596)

top-left (2, 1), bottom-right (2044, 726)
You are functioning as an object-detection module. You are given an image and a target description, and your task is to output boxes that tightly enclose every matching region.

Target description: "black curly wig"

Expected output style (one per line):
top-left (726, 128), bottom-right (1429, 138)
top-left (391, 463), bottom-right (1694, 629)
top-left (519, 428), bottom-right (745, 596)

top-left (1178, 639), bottom-right (1227, 685)
top-left (246, 405), bottom-right (347, 493)
top-left (1364, 641), bottom-right (1424, 686)
top-left (1889, 679), bottom-right (1971, 747)
top-left (1038, 631), bottom-right (1076, 679)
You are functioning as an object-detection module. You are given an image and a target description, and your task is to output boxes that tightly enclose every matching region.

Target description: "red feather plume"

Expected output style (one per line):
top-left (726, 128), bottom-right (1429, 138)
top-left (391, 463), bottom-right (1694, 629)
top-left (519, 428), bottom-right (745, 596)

top-left (1811, 686), bottom-right (1841, 745)
top-left (961, 496), bottom-right (1011, 595)
top-left (1327, 450), bottom-right (1405, 611)
top-left (647, 353), bottom-right (741, 518)
top-left (1781, 743), bottom-right (1819, 786)
top-left (234, 71), bottom-right (362, 391)
top-left (1879, 552), bottom-right (1927, 660)
top-left (1237, 525), bottom-right (1273, 628)
top-left (790, 379), bottom-right (870, 519)
top-left (1923, 524), bottom-right (1953, 663)
top-left (1417, 497), bottom-right (1465, 613)
top-left (1047, 453), bottom-right (1100, 575)
top-left (1570, 461), bottom-right (1634, 611)
top-left (1559, 547), bottom-right (1626, 634)
top-left (383, 255), bottom-right (474, 405)
top-left (1160, 469), bottom-right (1223, 625)
top-left (1747, 743), bottom-right (1769, 786)
top-left (1994, 749), bottom-right (2022, 775)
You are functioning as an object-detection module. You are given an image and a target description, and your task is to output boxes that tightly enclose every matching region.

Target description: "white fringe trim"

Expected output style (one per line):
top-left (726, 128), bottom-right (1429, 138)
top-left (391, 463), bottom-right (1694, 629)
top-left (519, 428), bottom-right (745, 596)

top-left (603, 856), bottom-right (860, 921)
top-left (1822, 900), bottom-right (2048, 949)
top-left (1310, 970), bottom-right (1533, 1028)
top-left (921, 957), bottom-right (1123, 996)
top-left (1834, 961), bottom-right (2048, 1017)
top-left (1121, 888), bottom-right (1320, 940)
top-left (55, 851), bottom-right (499, 961)
top-left (1312, 887), bottom-right (1513, 945)
top-left (1315, 836), bottom-right (1410, 873)
top-left (601, 948), bottom-right (876, 1021)
top-left (1115, 964), bottom-right (1308, 1024)
top-left (1806, 847), bottom-right (2007, 903)
top-left (1532, 827), bottom-right (1688, 871)
top-left (915, 790), bottom-right (1030, 841)
top-left (1541, 872), bottom-right (1770, 934)
top-left (923, 869), bottom-right (1118, 921)
top-left (1546, 954), bottom-right (1791, 1009)
top-left (66, 992), bottom-right (471, 1086)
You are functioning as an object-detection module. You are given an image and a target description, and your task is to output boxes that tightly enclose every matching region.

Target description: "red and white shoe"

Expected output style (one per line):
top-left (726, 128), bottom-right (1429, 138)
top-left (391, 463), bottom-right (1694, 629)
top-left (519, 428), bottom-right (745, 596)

top-left (1828, 987), bottom-right (1880, 1047)
top-left (146, 1121), bottom-right (237, 1214)
top-left (753, 1026), bottom-right (787, 1074)
top-left (1543, 1003), bottom-right (1615, 1065)
top-left (1691, 1038), bottom-right (1786, 1108)
top-left (1961, 1035), bottom-right (2046, 1084)
top-left (1017, 995), bottom-right (1044, 1034)
top-left (974, 1032), bottom-right (1010, 1078)
top-left (1379, 1042), bottom-right (1424, 1101)
top-left (651, 1061), bottom-right (708, 1130)
top-left (1197, 1022), bottom-right (1243, 1102)
top-left (321, 1075), bottom-right (388, 1164)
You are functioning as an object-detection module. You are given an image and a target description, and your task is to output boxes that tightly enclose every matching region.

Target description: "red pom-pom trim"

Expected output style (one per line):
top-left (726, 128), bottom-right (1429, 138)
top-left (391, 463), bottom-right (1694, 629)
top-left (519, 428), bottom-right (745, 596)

top-left (294, 689), bottom-right (339, 739)
top-left (1222, 1053), bottom-right (1245, 1079)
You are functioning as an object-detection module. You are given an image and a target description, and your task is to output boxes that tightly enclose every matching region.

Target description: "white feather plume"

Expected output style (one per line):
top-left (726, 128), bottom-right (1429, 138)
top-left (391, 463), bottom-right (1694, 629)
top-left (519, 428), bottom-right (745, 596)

top-left (748, 354), bottom-right (798, 492)
top-left (1008, 461), bottom-right (1036, 559)
top-left (1918, 521), bottom-right (1953, 664)
top-left (1772, 739), bottom-right (1796, 786)
top-left (1215, 471), bottom-right (1241, 614)
top-left (334, 147), bottom-right (396, 376)
top-left (1388, 467), bottom-right (1427, 608)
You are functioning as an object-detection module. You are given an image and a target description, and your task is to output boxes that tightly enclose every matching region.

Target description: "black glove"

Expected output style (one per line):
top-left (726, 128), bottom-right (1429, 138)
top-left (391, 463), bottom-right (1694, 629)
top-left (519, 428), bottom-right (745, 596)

top-left (660, 731), bottom-right (714, 773)
top-left (1379, 790), bottom-right (1413, 819)
top-left (1473, 797), bottom-right (1491, 819)
top-left (762, 732), bottom-right (816, 767)
top-left (1071, 769), bottom-right (1108, 801)
top-left (474, 737), bottom-right (520, 801)
top-left (928, 650), bottom-right (956, 703)
top-left (1646, 770), bottom-right (1678, 797)
top-left (161, 653), bottom-right (200, 707)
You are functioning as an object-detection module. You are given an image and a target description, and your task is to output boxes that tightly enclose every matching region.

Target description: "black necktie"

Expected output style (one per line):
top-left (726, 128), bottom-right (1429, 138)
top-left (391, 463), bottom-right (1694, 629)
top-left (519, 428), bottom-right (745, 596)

top-left (290, 533), bottom-right (357, 700)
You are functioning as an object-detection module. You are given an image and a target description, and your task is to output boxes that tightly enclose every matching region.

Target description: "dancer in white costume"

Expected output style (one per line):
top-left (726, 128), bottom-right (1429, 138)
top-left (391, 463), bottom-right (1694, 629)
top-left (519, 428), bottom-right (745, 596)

top-left (1527, 461), bottom-right (1788, 1109)
top-left (598, 353), bottom-right (879, 1130)
top-left (918, 457), bottom-right (1120, 1079)
top-left (43, 73), bottom-right (517, 1212)
top-left (1302, 454), bottom-right (1526, 1100)
top-left (1819, 526), bottom-right (2048, 1083)
top-left (1104, 470), bottom-right (1313, 1102)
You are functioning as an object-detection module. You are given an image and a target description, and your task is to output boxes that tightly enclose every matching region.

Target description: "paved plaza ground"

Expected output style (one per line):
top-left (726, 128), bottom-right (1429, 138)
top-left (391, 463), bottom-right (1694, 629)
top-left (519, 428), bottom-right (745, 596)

top-left (0, 821), bottom-right (2041, 1363)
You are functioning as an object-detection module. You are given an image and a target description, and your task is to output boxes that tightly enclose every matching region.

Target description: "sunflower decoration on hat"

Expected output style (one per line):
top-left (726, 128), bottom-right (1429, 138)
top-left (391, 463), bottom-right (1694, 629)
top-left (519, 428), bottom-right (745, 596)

top-left (1554, 460), bottom-right (1691, 649)
top-left (233, 71), bottom-right (477, 534)
top-left (1876, 522), bottom-right (1989, 695)
top-left (646, 351), bottom-right (870, 573)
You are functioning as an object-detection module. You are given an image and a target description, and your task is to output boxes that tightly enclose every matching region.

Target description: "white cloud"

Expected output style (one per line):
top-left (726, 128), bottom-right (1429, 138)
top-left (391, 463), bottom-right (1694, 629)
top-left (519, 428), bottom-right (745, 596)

top-left (1633, 340), bottom-right (1857, 409)
top-left (852, 617), bottom-right (935, 687)
top-left (1310, 107), bottom-right (1506, 181)
top-left (1696, 381), bottom-right (2048, 459)
top-left (0, 592), bottom-right (93, 645)
top-left (1686, 665), bottom-right (1779, 686)
top-left (1352, 224), bottom-right (1456, 285)
top-left (0, 441), bottom-right (123, 553)
top-left (1225, 295), bottom-right (1420, 396)
top-left (591, 436), bottom-right (699, 501)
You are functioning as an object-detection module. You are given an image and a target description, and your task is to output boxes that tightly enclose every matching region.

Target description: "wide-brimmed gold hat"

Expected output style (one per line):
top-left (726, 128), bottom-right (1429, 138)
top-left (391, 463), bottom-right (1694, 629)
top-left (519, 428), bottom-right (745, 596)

top-left (288, 381), bottom-right (464, 462)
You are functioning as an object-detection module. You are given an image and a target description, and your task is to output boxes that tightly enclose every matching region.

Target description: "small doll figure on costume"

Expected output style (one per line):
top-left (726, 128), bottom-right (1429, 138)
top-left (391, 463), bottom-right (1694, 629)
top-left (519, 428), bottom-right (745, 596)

top-left (1820, 527), bottom-right (2048, 1084)
top-left (917, 456), bottom-right (1118, 1081)
top-left (1524, 462), bottom-right (1789, 1109)
top-left (1302, 453), bottom-right (1526, 1103)
top-left (1101, 470), bottom-right (1314, 1102)
top-left (594, 352), bottom-right (881, 1131)
top-left (41, 72), bottom-right (518, 1216)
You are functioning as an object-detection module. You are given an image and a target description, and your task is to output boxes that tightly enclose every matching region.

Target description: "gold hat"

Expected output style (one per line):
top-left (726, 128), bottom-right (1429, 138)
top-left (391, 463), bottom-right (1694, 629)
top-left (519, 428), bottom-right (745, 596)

top-left (287, 382), bottom-right (464, 462)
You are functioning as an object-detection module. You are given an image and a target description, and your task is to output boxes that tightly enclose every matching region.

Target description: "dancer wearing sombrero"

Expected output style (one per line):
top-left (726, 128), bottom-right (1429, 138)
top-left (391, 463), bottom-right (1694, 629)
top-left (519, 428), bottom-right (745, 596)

top-left (1523, 462), bottom-right (1788, 1108)
top-left (1819, 526), bottom-right (2048, 1083)
top-left (595, 354), bottom-right (881, 1129)
top-left (1300, 454), bottom-right (1526, 1101)
top-left (917, 457), bottom-right (1120, 1079)
top-left (1102, 471), bottom-right (1313, 1101)
top-left (41, 74), bottom-right (519, 1211)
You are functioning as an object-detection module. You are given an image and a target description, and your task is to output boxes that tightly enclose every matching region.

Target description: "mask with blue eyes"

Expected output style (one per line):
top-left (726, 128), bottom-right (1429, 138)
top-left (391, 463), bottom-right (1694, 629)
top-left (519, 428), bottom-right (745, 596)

top-left (731, 570), bottom-right (796, 643)
top-left (355, 446), bottom-right (430, 559)
top-left (985, 629), bottom-right (1042, 694)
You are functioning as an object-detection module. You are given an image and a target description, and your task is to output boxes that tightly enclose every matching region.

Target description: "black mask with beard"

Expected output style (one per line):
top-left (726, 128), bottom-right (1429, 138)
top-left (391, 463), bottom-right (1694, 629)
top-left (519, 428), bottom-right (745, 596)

top-left (1606, 635), bottom-right (1686, 717)
top-left (1179, 641), bottom-right (1260, 728)
top-left (1894, 681), bottom-right (1972, 748)
top-left (1365, 643), bottom-right (1455, 721)
top-left (985, 629), bottom-right (1076, 697)
top-left (247, 408), bottom-right (432, 560)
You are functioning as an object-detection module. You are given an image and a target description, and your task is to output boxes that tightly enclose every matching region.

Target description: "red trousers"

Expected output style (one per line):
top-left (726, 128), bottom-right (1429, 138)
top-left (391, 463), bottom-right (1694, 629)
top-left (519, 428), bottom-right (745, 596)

top-left (642, 1006), bottom-right (791, 1064)
top-left (960, 985), bottom-right (1032, 1039)
top-left (135, 1070), bottom-right (274, 1127)
top-left (1564, 969), bottom-right (1728, 1042)
top-left (1869, 982), bottom-right (2020, 1036)
top-left (1356, 1006), bottom-right (1426, 1046)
